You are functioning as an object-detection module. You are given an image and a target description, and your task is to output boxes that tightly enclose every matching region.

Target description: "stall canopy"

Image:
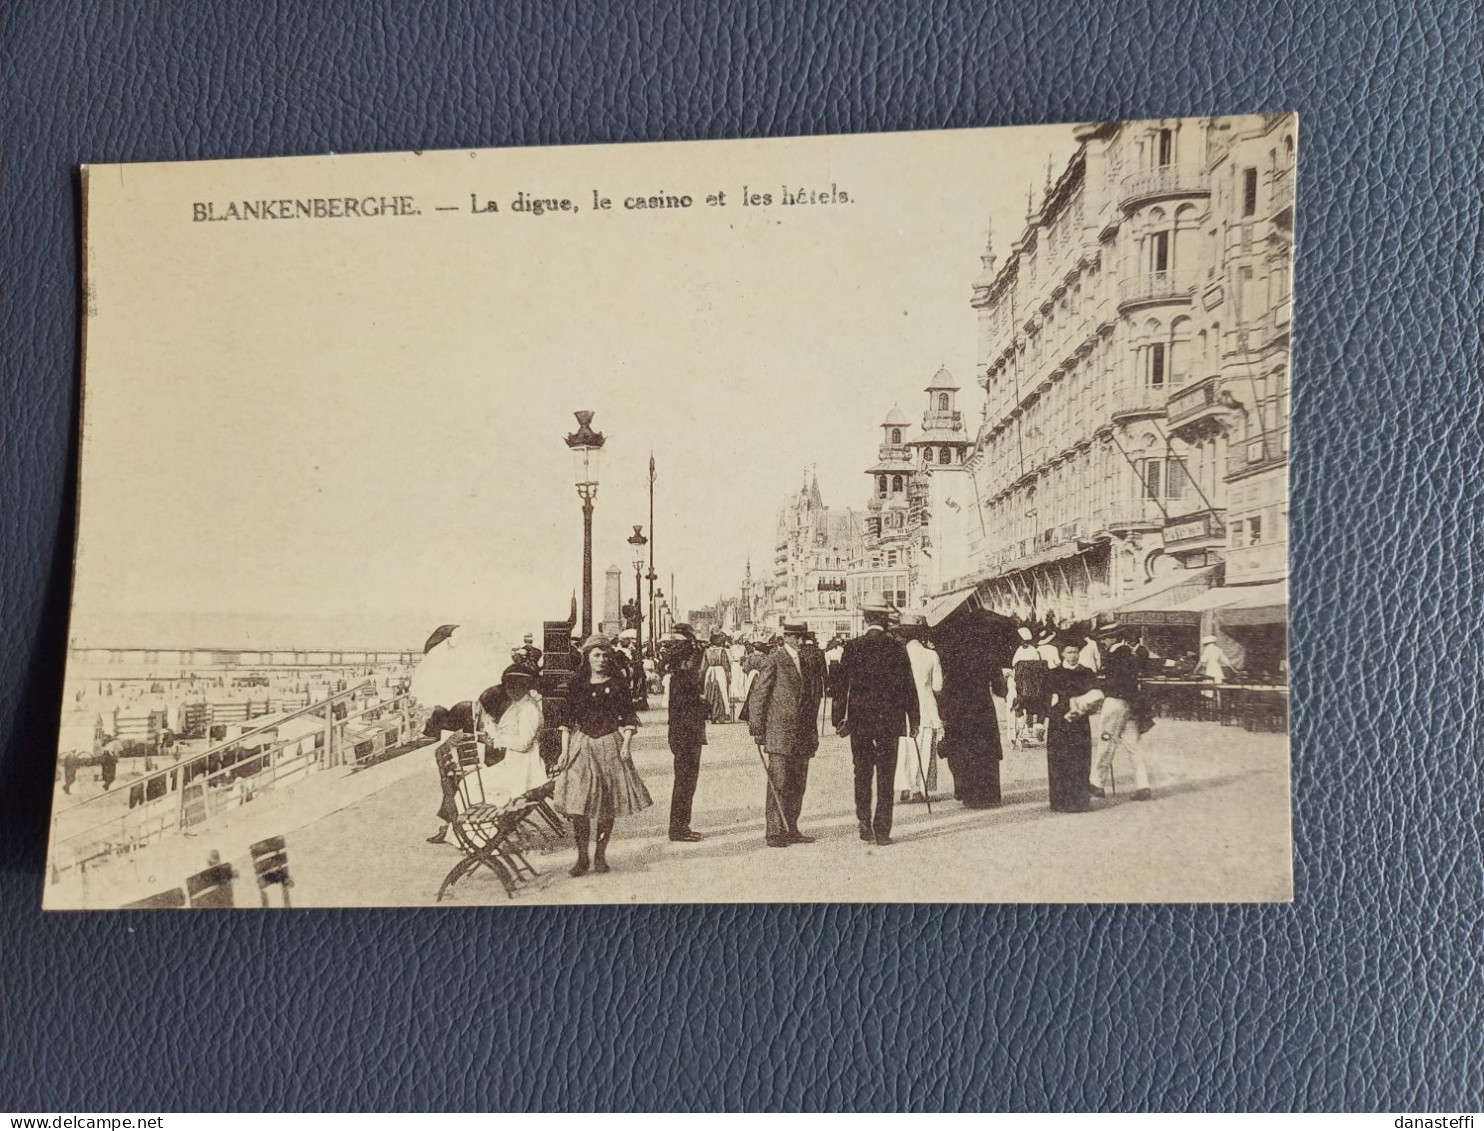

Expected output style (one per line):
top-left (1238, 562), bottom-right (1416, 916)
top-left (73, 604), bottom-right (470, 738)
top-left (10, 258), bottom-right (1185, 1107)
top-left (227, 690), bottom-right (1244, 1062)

top-left (1094, 564), bottom-right (1222, 626)
top-left (922, 585), bottom-right (981, 627)
top-left (1173, 579), bottom-right (1287, 626)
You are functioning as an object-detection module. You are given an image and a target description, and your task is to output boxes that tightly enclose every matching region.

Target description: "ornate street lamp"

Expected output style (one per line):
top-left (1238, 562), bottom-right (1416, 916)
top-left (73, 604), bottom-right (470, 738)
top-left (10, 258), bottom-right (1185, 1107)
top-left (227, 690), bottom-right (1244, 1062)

top-left (627, 525), bottom-right (648, 653)
top-left (565, 411), bottom-right (605, 638)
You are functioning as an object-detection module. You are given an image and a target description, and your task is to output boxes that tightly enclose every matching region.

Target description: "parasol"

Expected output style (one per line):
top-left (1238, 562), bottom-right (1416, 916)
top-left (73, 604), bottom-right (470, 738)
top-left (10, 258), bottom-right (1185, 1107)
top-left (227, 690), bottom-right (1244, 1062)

top-left (411, 625), bottom-right (518, 710)
top-left (423, 624), bottom-right (459, 654)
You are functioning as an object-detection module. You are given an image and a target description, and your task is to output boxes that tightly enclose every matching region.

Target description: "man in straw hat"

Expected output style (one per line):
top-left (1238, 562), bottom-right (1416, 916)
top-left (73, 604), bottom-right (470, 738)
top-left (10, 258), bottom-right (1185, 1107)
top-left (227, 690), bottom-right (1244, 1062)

top-left (748, 621), bottom-right (825, 847)
top-left (832, 600), bottom-right (919, 846)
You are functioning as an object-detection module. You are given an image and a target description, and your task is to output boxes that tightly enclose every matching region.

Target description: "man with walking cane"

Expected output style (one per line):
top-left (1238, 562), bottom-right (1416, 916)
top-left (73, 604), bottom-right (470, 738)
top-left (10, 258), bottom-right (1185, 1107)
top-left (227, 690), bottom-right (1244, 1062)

top-left (748, 621), bottom-right (824, 848)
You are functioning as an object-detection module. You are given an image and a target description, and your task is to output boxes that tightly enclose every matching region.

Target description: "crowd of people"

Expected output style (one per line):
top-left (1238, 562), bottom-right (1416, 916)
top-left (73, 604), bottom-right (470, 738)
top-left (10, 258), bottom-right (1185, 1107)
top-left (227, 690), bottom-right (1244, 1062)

top-left (416, 605), bottom-right (1190, 882)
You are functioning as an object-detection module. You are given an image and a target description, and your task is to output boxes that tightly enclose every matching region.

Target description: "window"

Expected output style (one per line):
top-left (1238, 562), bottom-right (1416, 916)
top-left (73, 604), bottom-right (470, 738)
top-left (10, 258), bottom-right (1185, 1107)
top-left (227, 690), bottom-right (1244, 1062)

top-left (877, 475), bottom-right (887, 498)
top-left (887, 550), bottom-right (897, 566)
top-left (1242, 168), bottom-right (1258, 217)
top-left (892, 474), bottom-right (904, 493)
top-left (1248, 515), bottom-right (1263, 545)
top-left (1143, 459), bottom-right (1162, 500)
top-left (1157, 128), bottom-right (1173, 167)
top-left (1148, 342), bottom-right (1167, 387)
top-left (1152, 230), bottom-right (1170, 273)
top-left (937, 393), bottom-right (950, 412)
top-left (939, 447), bottom-right (951, 465)
top-left (1167, 459), bottom-right (1187, 501)
top-left (890, 427), bottom-right (902, 445)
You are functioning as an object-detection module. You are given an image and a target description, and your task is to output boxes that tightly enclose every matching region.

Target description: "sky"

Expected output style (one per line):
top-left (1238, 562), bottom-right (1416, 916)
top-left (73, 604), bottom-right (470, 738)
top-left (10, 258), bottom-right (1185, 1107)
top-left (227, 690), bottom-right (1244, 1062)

top-left (70, 122), bottom-right (1079, 650)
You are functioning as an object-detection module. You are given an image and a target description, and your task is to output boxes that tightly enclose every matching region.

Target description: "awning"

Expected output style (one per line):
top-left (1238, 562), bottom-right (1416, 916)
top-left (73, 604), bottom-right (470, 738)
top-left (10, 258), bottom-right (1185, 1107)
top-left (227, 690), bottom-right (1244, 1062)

top-left (1093, 564), bottom-right (1221, 626)
top-left (922, 585), bottom-right (980, 627)
top-left (1176, 580), bottom-right (1287, 626)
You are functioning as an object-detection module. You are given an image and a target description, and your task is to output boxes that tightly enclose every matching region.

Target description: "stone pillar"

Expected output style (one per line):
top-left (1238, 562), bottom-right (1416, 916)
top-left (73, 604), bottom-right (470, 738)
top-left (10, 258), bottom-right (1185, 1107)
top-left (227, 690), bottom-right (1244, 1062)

top-left (602, 565), bottom-right (622, 636)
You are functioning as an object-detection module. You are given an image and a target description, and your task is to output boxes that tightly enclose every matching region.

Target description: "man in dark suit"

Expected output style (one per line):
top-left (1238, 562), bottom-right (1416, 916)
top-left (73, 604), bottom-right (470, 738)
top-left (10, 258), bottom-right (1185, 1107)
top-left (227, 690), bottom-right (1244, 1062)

top-left (832, 601), bottom-right (919, 845)
top-left (748, 621), bottom-right (824, 847)
top-left (661, 624), bottom-right (707, 842)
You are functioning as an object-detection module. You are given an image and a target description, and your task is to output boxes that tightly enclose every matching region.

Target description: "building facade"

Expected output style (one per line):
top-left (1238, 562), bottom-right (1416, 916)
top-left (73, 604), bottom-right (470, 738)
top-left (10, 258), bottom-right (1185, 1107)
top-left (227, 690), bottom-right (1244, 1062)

top-left (848, 370), bottom-right (974, 629)
top-left (932, 114), bottom-right (1294, 629)
top-left (772, 473), bottom-right (861, 639)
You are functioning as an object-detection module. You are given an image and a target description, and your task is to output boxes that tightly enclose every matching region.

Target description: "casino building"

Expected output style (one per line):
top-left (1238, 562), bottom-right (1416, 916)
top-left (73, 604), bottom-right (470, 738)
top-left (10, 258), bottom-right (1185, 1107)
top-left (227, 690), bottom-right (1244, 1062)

top-left (771, 472), bottom-right (862, 640)
top-left (928, 114), bottom-right (1293, 670)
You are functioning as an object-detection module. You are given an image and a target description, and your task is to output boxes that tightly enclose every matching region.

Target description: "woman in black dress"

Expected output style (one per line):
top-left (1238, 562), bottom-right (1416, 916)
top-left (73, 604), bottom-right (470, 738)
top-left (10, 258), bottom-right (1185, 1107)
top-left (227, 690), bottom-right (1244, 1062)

top-left (1044, 640), bottom-right (1102, 812)
top-left (936, 613), bottom-right (1010, 809)
top-left (552, 636), bottom-right (653, 875)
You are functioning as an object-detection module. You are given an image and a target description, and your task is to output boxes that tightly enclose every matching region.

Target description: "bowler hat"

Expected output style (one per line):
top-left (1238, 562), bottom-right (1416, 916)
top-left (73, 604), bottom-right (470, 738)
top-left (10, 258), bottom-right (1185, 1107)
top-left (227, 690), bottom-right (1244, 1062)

top-left (781, 620), bottom-right (807, 635)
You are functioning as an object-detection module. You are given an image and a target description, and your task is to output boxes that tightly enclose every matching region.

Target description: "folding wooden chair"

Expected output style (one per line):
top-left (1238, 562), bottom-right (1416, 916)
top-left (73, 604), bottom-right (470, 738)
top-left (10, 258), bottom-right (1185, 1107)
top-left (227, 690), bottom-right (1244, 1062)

top-left (433, 738), bottom-right (539, 901)
top-left (249, 835), bottom-right (293, 908)
top-left (186, 862), bottom-right (237, 908)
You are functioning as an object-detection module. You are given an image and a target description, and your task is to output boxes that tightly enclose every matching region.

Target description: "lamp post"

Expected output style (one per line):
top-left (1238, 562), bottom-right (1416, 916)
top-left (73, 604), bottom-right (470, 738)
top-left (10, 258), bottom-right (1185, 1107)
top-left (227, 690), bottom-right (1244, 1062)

top-left (627, 525), bottom-right (648, 654)
top-left (647, 454), bottom-right (657, 654)
top-left (565, 411), bottom-right (605, 639)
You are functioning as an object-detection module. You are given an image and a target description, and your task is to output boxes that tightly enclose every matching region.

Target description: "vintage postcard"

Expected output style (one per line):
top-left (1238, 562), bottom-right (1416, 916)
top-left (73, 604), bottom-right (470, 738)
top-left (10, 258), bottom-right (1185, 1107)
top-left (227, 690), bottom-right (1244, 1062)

top-left (49, 115), bottom-right (1296, 907)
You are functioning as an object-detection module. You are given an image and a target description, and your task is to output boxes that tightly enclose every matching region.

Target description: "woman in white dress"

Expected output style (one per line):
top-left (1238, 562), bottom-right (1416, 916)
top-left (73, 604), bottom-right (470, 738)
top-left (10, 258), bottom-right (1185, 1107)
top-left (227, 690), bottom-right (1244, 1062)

top-left (478, 667), bottom-right (547, 806)
top-left (894, 615), bottom-right (944, 801)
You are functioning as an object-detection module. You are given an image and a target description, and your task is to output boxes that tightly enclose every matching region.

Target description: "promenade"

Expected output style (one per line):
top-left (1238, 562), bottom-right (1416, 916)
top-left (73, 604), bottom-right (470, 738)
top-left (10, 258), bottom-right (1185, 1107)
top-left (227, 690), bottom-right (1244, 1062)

top-left (286, 711), bottom-right (1291, 905)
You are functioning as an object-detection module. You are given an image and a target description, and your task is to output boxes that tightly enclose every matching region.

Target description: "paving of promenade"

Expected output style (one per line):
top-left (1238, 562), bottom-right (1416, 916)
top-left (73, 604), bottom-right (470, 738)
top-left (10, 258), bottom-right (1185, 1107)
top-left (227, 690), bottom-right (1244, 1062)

top-left (285, 710), bottom-right (1292, 905)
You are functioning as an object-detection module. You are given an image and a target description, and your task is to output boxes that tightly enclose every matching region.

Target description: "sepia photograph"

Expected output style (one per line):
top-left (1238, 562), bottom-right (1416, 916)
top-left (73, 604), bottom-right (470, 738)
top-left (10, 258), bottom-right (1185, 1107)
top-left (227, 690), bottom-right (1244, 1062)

top-left (48, 113), bottom-right (1296, 908)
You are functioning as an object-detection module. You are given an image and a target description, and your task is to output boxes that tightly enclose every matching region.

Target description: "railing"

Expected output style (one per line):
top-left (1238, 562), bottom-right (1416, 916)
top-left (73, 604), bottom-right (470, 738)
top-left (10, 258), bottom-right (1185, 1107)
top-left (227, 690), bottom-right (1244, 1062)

top-left (1117, 270), bottom-right (1197, 311)
top-left (1091, 499), bottom-right (1166, 532)
top-left (1107, 383), bottom-right (1170, 420)
top-left (49, 682), bottom-right (413, 879)
top-left (1168, 375), bottom-right (1227, 425)
top-left (1120, 165), bottom-right (1211, 209)
top-left (1271, 175), bottom-right (1293, 214)
top-left (920, 410), bottom-right (963, 431)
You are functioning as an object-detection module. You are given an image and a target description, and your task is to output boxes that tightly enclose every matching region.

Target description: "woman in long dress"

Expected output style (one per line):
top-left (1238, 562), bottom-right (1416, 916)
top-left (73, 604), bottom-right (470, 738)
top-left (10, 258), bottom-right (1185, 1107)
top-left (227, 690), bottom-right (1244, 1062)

top-left (893, 619), bottom-right (943, 802)
top-left (701, 634), bottom-right (732, 723)
top-left (478, 666), bottom-right (547, 806)
top-left (552, 636), bottom-right (653, 876)
top-left (1044, 641), bottom-right (1101, 812)
top-left (937, 614), bottom-right (1009, 809)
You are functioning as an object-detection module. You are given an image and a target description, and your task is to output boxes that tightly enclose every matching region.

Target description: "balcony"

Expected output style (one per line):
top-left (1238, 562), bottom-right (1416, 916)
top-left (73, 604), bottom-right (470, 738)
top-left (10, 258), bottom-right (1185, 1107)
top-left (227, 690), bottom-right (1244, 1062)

top-left (1117, 269), bottom-right (1197, 313)
top-left (1091, 499), bottom-right (1166, 533)
top-left (1271, 174), bottom-right (1294, 222)
top-left (1227, 428), bottom-right (1288, 478)
top-left (1106, 383), bottom-right (1169, 422)
top-left (1120, 165), bottom-right (1211, 211)
top-left (1167, 375), bottom-right (1232, 429)
top-left (921, 409), bottom-right (964, 432)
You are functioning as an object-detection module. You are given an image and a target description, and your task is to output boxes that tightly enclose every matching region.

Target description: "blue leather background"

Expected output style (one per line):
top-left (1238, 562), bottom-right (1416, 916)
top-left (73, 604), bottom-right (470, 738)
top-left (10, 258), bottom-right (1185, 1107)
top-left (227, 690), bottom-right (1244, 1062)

top-left (2, 0), bottom-right (1478, 1112)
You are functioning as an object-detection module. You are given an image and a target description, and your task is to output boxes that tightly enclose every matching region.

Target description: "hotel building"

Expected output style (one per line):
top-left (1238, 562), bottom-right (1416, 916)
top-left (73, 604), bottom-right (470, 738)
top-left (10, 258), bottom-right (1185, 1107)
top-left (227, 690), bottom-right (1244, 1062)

top-left (930, 114), bottom-right (1293, 662)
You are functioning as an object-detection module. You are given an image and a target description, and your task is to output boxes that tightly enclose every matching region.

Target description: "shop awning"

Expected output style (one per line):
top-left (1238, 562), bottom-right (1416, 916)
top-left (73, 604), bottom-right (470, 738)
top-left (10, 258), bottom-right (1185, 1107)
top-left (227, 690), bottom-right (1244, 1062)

top-left (1093, 564), bottom-right (1221, 626)
top-left (922, 585), bottom-right (980, 627)
top-left (1175, 580), bottom-right (1287, 626)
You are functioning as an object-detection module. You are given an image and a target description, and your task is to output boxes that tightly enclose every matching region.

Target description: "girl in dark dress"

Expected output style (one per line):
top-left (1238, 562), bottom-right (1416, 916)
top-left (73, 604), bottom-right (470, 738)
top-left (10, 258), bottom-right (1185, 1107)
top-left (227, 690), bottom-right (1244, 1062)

top-left (1044, 642), bottom-right (1102, 812)
top-left (552, 637), bottom-right (652, 876)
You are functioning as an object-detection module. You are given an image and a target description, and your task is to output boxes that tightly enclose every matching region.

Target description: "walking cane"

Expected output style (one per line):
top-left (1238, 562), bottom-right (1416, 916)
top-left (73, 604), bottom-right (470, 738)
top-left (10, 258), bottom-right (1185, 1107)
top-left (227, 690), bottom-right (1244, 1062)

top-left (909, 734), bottom-right (933, 814)
top-left (753, 741), bottom-right (789, 826)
